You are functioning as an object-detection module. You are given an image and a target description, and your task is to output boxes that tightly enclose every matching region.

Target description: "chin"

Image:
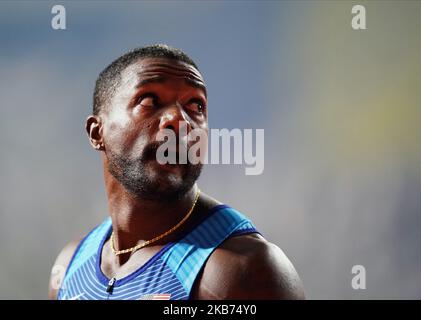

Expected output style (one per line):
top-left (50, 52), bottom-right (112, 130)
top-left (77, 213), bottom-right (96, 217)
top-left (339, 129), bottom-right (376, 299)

top-left (147, 160), bottom-right (186, 179)
top-left (143, 166), bottom-right (188, 197)
top-left (121, 160), bottom-right (202, 201)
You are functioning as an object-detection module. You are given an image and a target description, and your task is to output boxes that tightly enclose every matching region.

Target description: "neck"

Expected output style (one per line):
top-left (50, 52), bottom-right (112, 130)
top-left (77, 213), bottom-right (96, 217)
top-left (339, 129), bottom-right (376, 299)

top-left (104, 172), bottom-right (198, 259)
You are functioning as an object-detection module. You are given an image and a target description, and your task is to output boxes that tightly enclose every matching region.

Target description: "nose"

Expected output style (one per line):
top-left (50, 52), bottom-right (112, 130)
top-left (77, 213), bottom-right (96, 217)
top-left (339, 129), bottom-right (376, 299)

top-left (158, 103), bottom-right (192, 136)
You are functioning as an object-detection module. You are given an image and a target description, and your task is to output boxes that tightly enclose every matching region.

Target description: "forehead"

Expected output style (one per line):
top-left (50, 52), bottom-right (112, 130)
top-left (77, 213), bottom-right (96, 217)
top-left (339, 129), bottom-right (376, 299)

top-left (120, 57), bottom-right (205, 90)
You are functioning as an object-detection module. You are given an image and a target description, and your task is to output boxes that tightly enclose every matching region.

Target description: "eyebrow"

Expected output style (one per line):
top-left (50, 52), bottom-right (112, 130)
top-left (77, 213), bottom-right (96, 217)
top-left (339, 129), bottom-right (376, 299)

top-left (136, 76), bottom-right (207, 97)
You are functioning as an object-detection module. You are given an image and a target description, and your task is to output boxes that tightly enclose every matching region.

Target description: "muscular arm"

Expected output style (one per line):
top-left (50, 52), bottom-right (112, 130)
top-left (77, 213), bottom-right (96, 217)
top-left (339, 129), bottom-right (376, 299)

top-left (48, 239), bottom-right (82, 300)
top-left (191, 233), bottom-right (305, 300)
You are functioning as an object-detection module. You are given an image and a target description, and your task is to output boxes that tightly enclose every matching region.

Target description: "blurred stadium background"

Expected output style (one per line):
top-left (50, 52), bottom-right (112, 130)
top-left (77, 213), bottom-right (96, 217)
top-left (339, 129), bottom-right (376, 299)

top-left (0, 1), bottom-right (420, 299)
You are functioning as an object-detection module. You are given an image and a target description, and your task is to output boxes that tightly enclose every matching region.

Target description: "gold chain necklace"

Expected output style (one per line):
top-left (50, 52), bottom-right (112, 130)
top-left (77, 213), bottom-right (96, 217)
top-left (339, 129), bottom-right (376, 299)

top-left (110, 188), bottom-right (200, 256)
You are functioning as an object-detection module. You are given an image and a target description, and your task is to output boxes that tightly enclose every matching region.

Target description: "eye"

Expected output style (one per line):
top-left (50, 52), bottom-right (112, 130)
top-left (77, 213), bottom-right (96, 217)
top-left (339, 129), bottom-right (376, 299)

top-left (185, 98), bottom-right (206, 114)
top-left (136, 93), bottom-right (158, 108)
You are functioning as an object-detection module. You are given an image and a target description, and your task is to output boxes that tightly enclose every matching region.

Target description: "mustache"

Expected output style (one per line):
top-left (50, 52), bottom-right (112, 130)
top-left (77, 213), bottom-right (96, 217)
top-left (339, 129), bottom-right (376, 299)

top-left (141, 141), bottom-right (163, 161)
top-left (141, 138), bottom-right (190, 161)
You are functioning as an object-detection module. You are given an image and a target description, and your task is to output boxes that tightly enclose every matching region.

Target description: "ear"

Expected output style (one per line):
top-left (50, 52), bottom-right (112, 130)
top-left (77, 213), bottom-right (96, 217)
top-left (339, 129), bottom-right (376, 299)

top-left (85, 115), bottom-right (105, 151)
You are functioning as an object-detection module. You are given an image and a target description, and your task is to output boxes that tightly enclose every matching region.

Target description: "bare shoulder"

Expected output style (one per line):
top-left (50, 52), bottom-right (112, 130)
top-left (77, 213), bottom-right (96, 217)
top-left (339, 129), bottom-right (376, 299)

top-left (48, 238), bottom-right (83, 300)
top-left (191, 233), bottom-right (306, 300)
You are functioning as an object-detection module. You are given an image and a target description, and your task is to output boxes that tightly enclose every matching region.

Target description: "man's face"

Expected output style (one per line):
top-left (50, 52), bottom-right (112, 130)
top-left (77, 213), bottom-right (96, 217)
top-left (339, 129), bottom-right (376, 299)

top-left (101, 57), bottom-right (208, 201)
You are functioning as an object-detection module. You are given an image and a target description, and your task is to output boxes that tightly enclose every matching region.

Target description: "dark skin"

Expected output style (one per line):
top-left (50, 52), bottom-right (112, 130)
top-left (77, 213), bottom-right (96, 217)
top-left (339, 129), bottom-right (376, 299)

top-left (48, 57), bottom-right (305, 300)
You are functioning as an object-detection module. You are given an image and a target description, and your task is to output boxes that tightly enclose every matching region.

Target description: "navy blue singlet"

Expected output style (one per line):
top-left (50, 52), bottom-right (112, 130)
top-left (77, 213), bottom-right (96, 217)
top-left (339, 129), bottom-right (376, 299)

top-left (57, 205), bottom-right (260, 300)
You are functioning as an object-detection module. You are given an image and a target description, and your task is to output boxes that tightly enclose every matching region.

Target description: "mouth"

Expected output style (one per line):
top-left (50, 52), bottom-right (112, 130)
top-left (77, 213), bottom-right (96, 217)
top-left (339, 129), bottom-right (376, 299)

top-left (163, 148), bottom-right (179, 159)
top-left (144, 140), bottom-right (192, 167)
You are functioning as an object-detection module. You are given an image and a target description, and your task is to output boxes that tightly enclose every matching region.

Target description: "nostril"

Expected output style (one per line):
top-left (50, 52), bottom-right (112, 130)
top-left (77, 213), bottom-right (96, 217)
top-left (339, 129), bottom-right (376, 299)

top-left (166, 124), bottom-right (175, 131)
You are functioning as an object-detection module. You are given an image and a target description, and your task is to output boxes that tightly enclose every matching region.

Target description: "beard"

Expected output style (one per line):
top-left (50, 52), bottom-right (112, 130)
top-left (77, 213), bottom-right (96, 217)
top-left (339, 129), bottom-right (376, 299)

top-left (106, 141), bottom-right (202, 202)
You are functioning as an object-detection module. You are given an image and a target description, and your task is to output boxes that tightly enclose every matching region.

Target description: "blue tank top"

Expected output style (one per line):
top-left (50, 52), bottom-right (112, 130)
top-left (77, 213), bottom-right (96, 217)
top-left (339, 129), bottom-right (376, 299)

top-left (57, 205), bottom-right (259, 300)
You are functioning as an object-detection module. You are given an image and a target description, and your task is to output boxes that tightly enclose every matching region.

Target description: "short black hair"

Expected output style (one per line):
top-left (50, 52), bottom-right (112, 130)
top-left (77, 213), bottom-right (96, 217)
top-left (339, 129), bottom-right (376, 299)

top-left (93, 44), bottom-right (200, 115)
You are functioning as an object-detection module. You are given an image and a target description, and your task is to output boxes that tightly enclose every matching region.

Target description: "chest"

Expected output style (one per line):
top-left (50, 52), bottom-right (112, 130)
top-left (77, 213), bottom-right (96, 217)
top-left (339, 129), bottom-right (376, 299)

top-left (100, 245), bottom-right (166, 280)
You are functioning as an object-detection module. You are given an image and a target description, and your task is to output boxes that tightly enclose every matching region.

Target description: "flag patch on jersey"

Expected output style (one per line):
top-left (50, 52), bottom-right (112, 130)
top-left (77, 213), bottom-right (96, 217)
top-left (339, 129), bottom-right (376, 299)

top-left (138, 293), bottom-right (171, 300)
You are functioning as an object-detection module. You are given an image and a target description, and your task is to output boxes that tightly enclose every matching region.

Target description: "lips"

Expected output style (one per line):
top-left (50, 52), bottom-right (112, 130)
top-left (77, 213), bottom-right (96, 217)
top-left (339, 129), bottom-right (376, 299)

top-left (161, 144), bottom-right (191, 165)
top-left (163, 148), bottom-right (178, 157)
top-left (145, 138), bottom-right (192, 165)
top-left (162, 138), bottom-right (188, 153)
